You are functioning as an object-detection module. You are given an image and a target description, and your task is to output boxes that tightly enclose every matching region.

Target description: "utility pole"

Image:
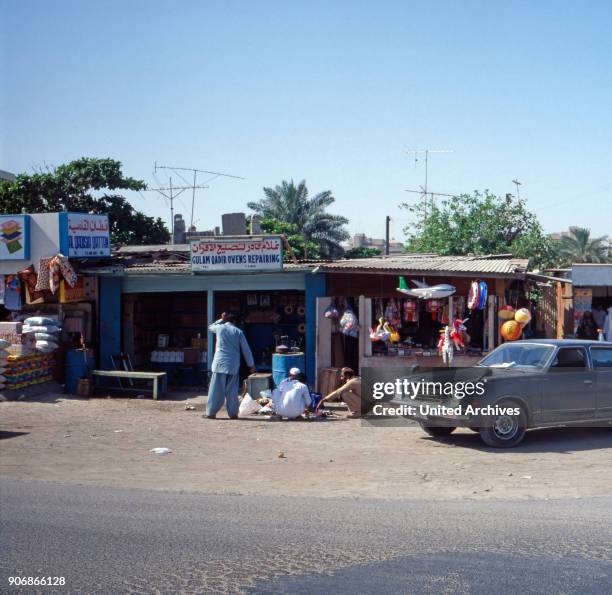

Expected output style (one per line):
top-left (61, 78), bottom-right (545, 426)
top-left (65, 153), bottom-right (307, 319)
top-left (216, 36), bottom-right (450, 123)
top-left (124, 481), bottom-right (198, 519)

top-left (154, 163), bottom-right (245, 230)
top-left (385, 215), bottom-right (391, 256)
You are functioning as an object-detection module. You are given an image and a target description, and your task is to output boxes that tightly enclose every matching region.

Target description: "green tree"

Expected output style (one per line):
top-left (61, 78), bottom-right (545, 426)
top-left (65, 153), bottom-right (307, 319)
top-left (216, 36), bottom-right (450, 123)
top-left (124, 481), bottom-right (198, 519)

top-left (344, 246), bottom-right (381, 258)
top-left (557, 227), bottom-right (610, 265)
top-left (401, 190), bottom-right (559, 269)
top-left (259, 218), bottom-right (321, 260)
top-left (0, 158), bottom-right (170, 245)
top-left (247, 180), bottom-right (349, 258)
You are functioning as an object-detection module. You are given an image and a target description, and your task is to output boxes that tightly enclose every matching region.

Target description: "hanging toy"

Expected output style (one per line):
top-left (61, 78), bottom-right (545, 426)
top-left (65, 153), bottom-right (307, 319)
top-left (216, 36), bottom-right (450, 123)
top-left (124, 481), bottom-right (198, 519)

top-left (498, 305), bottom-right (516, 320)
top-left (468, 281), bottom-right (481, 310)
top-left (370, 317), bottom-right (390, 342)
top-left (450, 318), bottom-right (470, 350)
top-left (386, 322), bottom-right (401, 343)
top-left (426, 299), bottom-right (442, 321)
top-left (501, 320), bottom-right (523, 341)
top-left (339, 308), bottom-right (359, 337)
top-left (438, 325), bottom-right (454, 365)
top-left (514, 307), bottom-right (531, 325)
top-left (477, 281), bottom-right (488, 310)
top-left (403, 299), bottom-right (418, 322)
top-left (324, 303), bottom-right (339, 320)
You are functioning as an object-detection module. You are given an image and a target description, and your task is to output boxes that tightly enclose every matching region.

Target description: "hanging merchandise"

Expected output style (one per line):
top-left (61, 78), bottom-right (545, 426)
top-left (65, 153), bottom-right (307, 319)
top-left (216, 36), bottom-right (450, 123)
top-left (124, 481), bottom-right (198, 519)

top-left (402, 299), bottom-right (418, 322)
top-left (339, 308), bottom-right (359, 337)
top-left (501, 320), bottom-right (523, 341)
top-left (18, 265), bottom-right (45, 305)
top-left (3, 275), bottom-right (22, 311)
top-left (324, 303), bottom-right (339, 320)
top-left (426, 299), bottom-right (443, 321)
top-left (477, 281), bottom-right (488, 310)
top-left (438, 326), bottom-right (454, 365)
top-left (450, 318), bottom-right (470, 350)
top-left (384, 298), bottom-right (401, 328)
top-left (370, 317), bottom-right (390, 342)
top-left (468, 280), bottom-right (488, 311)
top-left (498, 304), bottom-right (516, 320)
top-left (514, 307), bottom-right (532, 325)
top-left (387, 322), bottom-right (401, 343)
top-left (0, 274), bottom-right (4, 305)
top-left (339, 308), bottom-right (357, 337)
top-left (374, 298), bottom-right (384, 321)
top-left (467, 281), bottom-right (480, 310)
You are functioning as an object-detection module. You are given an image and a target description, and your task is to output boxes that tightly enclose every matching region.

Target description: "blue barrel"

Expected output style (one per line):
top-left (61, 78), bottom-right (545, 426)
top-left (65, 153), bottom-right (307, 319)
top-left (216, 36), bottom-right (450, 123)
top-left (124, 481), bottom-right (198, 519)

top-left (65, 349), bottom-right (94, 394)
top-left (272, 353), bottom-right (305, 387)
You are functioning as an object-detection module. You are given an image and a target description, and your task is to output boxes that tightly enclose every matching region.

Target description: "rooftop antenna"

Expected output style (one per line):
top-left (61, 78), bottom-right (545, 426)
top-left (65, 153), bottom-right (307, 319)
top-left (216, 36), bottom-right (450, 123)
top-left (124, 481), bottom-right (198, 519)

top-left (403, 148), bottom-right (454, 218)
top-left (512, 179), bottom-right (522, 202)
top-left (141, 178), bottom-right (210, 244)
top-left (154, 162), bottom-right (245, 231)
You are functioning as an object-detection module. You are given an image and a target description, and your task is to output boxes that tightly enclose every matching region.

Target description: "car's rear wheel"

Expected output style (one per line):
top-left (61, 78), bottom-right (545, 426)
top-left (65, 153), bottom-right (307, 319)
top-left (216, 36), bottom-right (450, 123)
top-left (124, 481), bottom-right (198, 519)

top-left (420, 424), bottom-right (456, 437)
top-left (479, 401), bottom-right (526, 448)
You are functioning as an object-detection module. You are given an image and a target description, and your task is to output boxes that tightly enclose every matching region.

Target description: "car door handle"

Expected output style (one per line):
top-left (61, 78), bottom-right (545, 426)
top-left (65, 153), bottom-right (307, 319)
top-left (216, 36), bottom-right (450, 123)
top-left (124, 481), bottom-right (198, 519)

top-left (584, 380), bottom-right (593, 385)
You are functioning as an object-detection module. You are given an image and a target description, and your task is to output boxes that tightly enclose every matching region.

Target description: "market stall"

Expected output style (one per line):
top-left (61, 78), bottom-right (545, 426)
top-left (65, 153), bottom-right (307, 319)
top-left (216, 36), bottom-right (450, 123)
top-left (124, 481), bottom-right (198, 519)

top-left (314, 255), bottom-right (530, 388)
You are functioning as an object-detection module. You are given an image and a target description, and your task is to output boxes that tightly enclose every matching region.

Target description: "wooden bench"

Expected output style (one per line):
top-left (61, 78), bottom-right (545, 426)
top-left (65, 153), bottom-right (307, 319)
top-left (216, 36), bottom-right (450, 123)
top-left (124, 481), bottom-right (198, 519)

top-left (91, 370), bottom-right (168, 400)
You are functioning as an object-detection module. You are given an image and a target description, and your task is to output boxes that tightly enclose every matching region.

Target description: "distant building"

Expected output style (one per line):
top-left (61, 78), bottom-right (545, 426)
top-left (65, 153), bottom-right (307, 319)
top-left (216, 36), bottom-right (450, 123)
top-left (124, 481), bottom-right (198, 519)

top-left (0, 169), bottom-right (16, 182)
top-left (349, 233), bottom-right (404, 254)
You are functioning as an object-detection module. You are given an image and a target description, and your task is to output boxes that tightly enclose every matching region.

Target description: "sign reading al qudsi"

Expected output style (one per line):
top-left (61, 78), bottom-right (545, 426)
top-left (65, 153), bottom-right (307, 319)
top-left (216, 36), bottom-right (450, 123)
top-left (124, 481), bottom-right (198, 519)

top-left (190, 237), bottom-right (283, 272)
top-left (59, 213), bottom-right (111, 258)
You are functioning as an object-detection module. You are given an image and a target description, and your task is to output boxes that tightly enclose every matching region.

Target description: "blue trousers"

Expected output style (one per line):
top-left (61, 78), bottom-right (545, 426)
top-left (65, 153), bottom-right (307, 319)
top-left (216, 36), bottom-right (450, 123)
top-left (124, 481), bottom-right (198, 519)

top-left (207, 372), bottom-right (241, 417)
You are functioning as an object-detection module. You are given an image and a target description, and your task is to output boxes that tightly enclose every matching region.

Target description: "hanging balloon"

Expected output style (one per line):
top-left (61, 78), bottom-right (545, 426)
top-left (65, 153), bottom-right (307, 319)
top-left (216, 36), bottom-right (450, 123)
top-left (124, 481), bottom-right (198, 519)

top-left (498, 305), bottom-right (516, 320)
top-left (468, 281), bottom-right (481, 310)
top-left (477, 281), bottom-right (488, 310)
top-left (514, 308), bottom-right (532, 325)
top-left (501, 320), bottom-right (523, 341)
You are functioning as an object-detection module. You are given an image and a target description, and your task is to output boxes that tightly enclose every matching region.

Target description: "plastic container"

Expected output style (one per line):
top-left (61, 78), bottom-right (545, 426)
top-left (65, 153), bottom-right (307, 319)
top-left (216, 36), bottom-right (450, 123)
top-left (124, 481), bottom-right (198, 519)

top-left (272, 352), bottom-right (305, 387)
top-left (65, 348), bottom-right (94, 394)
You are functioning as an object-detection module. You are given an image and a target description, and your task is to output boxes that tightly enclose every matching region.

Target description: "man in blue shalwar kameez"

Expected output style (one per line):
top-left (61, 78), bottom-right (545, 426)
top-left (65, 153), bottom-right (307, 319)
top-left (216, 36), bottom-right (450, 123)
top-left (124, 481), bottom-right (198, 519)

top-left (205, 312), bottom-right (256, 419)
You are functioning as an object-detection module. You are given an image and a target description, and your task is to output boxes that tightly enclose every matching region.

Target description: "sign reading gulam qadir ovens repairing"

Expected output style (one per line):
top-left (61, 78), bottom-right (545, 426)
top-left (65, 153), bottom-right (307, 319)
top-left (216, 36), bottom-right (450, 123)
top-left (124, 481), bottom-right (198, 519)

top-left (190, 236), bottom-right (283, 272)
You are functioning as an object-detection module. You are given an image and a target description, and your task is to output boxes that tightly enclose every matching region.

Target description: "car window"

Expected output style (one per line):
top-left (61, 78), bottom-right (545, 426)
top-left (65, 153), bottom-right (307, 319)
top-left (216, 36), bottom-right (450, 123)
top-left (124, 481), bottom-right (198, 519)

top-left (591, 347), bottom-right (612, 368)
top-left (550, 348), bottom-right (588, 369)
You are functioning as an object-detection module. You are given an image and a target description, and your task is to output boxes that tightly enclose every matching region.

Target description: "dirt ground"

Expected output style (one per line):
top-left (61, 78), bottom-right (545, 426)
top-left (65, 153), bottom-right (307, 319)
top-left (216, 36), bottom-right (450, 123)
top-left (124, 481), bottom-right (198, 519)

top-left (1, 391), bottom-right (611, 501)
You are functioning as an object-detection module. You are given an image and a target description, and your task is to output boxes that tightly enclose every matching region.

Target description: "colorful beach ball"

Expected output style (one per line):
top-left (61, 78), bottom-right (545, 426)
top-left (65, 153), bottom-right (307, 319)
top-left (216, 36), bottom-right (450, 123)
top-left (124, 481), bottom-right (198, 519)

top-left (498, 305), bottom-right (516, 320)
top-left (501, 320), bottom-right (523, 341)
top-left (514, 308), bottom-right (532, 325)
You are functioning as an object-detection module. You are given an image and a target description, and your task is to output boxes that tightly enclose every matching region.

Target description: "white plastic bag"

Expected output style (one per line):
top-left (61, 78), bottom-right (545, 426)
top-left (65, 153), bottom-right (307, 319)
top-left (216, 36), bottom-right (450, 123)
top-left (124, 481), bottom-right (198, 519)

top-left (239, 393), bottom-right (261, 416)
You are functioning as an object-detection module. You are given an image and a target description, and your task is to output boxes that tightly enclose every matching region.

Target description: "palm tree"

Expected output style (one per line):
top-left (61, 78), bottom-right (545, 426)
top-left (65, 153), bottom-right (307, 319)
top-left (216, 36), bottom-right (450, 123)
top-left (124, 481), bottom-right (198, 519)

top-left (558, 227), bottom-right (610, 264)
top-left (248, 180), bottom-right (349, 258)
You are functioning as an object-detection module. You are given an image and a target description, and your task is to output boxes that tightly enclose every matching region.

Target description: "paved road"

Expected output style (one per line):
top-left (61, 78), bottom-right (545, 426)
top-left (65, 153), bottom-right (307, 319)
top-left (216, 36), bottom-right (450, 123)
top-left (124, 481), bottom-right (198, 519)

top-left (0, 479), bottom-right (610, 594)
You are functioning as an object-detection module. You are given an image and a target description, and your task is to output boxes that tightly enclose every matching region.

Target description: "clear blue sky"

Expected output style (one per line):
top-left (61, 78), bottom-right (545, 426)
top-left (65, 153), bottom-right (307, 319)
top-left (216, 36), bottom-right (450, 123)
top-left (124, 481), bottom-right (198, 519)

top-left (2, 0), bottom-right (611, 242)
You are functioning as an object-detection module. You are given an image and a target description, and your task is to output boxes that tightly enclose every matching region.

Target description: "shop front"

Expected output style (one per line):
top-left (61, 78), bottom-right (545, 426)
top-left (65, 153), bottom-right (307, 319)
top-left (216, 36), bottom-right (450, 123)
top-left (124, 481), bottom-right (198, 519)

top-left (314, 255), bottom-right (529, 389)
top-left (571, 264), bottom-right (612, 339)
top-left (93, 238), bottom-right (325, 388)
top-left (1, 213), bottom-right (109, 393)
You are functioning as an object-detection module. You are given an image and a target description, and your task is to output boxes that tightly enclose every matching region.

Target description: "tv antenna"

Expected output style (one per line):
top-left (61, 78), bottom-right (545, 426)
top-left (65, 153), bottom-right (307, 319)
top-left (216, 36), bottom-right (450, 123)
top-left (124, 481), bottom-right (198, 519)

top-left (403, 148), bottom-right (455, 218)
top-left (154, 162), bottom-right (245, 231)
top-left (512, 179), bottom-right (522, 202)
top-left (141, 178), bottom-right (210, 244)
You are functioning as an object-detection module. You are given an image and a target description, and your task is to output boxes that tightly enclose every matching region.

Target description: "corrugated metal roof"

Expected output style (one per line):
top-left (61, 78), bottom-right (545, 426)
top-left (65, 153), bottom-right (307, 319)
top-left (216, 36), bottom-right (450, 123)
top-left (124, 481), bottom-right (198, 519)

top-left (319, 254), bottom-right (529, 277)
top-left (571, 264), bottom-right (612, 286)
top-left (120, 262), bottom-right (316, 274)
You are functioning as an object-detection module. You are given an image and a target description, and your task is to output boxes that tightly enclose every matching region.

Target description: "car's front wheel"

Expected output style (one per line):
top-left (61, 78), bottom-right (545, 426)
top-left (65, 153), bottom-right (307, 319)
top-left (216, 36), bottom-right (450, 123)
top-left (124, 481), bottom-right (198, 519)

top-left (479, 401), bottom-right (527, 448)
top-left (420, 424), bottom-right (456, 437)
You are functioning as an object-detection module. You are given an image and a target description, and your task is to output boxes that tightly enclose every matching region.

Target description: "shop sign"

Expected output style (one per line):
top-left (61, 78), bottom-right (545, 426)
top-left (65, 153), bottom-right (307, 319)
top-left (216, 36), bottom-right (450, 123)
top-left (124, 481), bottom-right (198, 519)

top-left (59, 276), bottom-right (97, 303)
top-left (0, 215), bottom-right (30, 260)
top-left (59, 213), bottom-right (111, 258)
top-left (190, 237), bottom-right (283, 272)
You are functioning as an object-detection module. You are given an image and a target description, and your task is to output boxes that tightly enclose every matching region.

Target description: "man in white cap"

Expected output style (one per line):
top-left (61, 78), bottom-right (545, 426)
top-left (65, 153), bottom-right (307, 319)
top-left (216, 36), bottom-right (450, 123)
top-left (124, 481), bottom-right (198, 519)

top-left (271, 367), bottom-right (312, 419)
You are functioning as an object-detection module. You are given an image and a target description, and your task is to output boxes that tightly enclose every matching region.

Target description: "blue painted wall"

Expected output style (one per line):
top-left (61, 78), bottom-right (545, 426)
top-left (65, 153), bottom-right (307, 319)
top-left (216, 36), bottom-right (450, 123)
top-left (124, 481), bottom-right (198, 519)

top-left (305, 273), bottom-right (326, 384)
top-left (99, 277), bottom-right (122, 369)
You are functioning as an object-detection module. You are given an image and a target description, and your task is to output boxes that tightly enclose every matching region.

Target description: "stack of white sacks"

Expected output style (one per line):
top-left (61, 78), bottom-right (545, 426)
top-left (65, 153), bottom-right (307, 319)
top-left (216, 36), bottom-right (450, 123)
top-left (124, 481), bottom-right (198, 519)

top-left (22, 317), bottom-right (62, 353)
top-left (0, 339), bottom-right (9, 391)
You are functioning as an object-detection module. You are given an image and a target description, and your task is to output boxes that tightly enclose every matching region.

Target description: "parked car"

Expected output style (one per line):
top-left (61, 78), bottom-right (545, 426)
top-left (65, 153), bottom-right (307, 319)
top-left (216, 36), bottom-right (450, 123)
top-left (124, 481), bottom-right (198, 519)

top-left (391, 339), bottom-right (612, 448)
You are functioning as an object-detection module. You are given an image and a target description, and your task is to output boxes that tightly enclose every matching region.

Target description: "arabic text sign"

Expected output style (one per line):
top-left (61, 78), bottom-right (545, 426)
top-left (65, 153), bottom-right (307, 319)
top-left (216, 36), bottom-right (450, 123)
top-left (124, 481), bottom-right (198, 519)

top-left (190, 237), bottom-right (283, 272)
top-left (0, 215), bottom-right (30, 260)
top-left (62, 213), bottom-right (111, 258)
